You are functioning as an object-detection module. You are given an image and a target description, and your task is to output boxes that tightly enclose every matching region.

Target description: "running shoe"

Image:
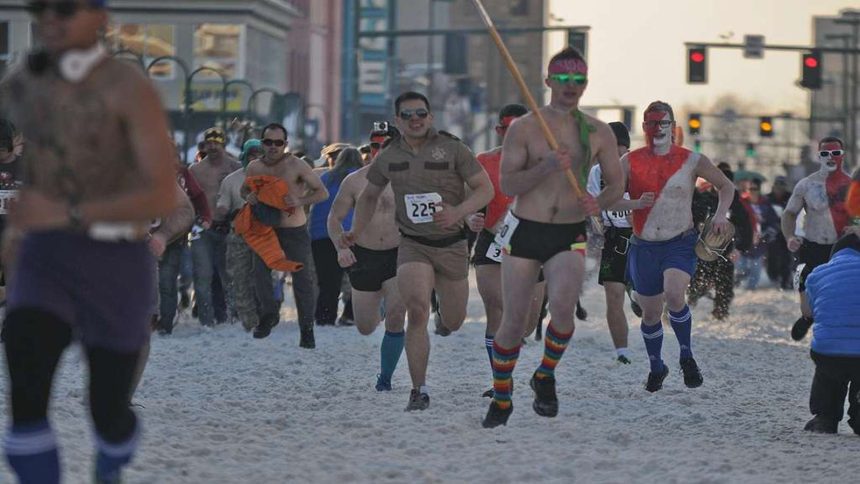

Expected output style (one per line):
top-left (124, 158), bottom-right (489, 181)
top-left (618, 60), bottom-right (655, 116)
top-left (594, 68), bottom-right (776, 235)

top-left (645, 364), bottom-right (669, 393)
top-left (791, 316), bottom-right (813, 341)
top-left (630, 300), bottom-right (643, 318)
top-left (299, 328), bottom-right (315, 349)
top-left (529, 374), bottom-right (559, 417)
top-left (405, 389), bottom-right (429, 411)
top-left (803, 415), bottom-right (838, 434)
top-left (616, 354), bottom-right (632, 365)
top-left (481, 400), bottom-right (513, 428)
top-left (679, 357), bottom-right (703, 388)
top-left (375, 374), bottom-right (392, 392)
top-left (575, 302), bottom-right (588, 321)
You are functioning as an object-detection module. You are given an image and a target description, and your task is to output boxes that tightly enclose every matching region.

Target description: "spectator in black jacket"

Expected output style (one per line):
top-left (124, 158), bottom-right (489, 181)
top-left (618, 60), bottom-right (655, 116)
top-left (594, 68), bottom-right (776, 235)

top-left (688, 165), bottom-right (753, 319)
top-left (765, 176), bottom-right (794, 289)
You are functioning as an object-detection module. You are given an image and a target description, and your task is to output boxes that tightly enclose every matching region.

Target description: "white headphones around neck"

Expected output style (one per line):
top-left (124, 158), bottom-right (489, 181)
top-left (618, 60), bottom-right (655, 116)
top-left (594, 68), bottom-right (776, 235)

top-left (29, 42), bottom-right (107, 83)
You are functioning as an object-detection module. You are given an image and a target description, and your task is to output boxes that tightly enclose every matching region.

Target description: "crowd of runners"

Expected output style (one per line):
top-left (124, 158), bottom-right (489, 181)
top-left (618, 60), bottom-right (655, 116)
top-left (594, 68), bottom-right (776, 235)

top-left (1, 2), bottom-right (860, 483)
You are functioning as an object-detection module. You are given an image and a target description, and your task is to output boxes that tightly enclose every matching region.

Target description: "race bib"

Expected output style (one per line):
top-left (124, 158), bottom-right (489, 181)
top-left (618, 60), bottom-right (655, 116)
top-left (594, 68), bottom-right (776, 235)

top-left (493, 211), bottom-right (520, 249)
top-left (0, 189), bottom-right (18, 215)
top-left (405, 192), bottom-right (443, 224)
top-left (485, 240), bottom-right (503, 262)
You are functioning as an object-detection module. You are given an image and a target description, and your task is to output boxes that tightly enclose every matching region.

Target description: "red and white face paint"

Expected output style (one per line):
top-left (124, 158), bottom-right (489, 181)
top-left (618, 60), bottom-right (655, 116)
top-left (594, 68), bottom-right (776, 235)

top-left (818, 141), bottom-right (844, 174)
top-left (642, 110), bottom-right (673, 150)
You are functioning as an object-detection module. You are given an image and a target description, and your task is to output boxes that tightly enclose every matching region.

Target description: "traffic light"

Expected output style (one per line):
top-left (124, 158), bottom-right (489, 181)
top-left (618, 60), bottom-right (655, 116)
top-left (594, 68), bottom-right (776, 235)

top-left (800, 50), bottom-right (822, 90)
top-left (693, 140), bottom-right (702, 153)
top-left (759, 116), bottom-right (774, 137)
top-left (687, 47), bottom-right (707, 84)
top-left (688, 113), bottom-right (702, 135)
top-left (746, 142), bottom-right (756, 158)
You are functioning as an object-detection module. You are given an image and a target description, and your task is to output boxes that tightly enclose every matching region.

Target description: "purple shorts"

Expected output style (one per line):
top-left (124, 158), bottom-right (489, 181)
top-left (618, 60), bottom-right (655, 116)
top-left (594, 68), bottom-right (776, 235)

top-left (7, 230), bottom-right (155, 352)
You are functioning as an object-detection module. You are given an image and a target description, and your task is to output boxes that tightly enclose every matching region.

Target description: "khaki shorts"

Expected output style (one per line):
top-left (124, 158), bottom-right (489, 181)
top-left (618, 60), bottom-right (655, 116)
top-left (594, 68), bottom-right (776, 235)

top-left (397, 237), bottom-right (469, 281)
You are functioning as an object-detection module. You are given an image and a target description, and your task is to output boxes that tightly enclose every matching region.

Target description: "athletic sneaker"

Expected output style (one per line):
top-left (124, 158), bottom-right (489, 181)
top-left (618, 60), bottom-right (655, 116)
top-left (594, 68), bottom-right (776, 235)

top-left (529, 374), bottom-right (559, 417)
top-left (616, 355), bottom-right (632, 365)
top-left (482, 400), bottom-right (513, 428)
top-left (645, 364), bottom-right (669, 392)
top-left (791, 316), bottom-right (813, 341)
top-left (575, 302), bottom-right (587, 321)
top-left (482, 388), bottom-right (494, 398)
top-left (405, 389), bottom-right (429, 411)
top-left (630, 300), bottom-right (643, 318)
top-left (375, 374), bottom-right (392, 391)
top-left (253, 323), bottom-right (272, 339)
top-left (804, 415), bottom-right (838, 434)
top-left (679, 357), bottom-right (703, 388)
top-left (299, 328), bottom-right (316, 349)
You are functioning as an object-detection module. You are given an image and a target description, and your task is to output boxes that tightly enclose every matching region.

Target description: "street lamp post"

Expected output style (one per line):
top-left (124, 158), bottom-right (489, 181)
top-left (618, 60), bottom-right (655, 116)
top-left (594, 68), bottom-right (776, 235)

top-left (146, 55), bottom-right (192, 162)
top-left (223, 79), bottom-right (255, 116)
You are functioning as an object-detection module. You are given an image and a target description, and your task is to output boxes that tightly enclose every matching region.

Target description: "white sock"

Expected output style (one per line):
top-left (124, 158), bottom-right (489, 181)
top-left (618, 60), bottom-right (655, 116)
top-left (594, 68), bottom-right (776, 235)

top-left (616, 347), bottom-right (630, 358)
top-left (419, 385), bottom-right (429, 395)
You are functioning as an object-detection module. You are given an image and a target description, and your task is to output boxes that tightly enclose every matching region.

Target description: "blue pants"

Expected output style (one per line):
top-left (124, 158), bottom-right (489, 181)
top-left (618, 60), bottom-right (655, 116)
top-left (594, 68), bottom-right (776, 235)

top-left (190, 229), bottom-right (230, 326)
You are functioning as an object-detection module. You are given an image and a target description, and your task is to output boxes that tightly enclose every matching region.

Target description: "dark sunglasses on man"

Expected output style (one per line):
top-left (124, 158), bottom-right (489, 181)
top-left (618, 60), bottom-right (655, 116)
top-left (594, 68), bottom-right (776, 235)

top-left (399, 109), bottom-right (429, 121)
top-left (262, 139), bottom-right (286, 147)
top-left (26, 1), bottom-right (94, 19)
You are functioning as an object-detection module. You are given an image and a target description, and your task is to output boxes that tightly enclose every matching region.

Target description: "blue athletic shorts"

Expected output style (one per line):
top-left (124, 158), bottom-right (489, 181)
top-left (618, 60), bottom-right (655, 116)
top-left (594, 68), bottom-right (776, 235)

top-left (627, 229), bottom-right (698, 297)
top-left (7, 230), bottom-right (155, 353)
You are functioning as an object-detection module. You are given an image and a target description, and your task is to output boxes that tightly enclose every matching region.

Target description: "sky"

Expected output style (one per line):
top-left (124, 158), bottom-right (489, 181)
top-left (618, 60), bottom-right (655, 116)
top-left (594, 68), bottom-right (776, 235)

top-left (547, 0), bottom-right (854, 118)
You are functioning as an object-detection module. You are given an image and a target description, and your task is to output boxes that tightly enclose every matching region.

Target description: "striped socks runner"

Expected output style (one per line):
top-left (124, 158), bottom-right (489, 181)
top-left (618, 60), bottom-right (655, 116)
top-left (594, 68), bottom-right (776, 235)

top-left (534, 322), bottom-right (574, 379)
top-left (491, 341), bottom-right (521, 409)
top-left (641, 321), bottom-right (665, 373)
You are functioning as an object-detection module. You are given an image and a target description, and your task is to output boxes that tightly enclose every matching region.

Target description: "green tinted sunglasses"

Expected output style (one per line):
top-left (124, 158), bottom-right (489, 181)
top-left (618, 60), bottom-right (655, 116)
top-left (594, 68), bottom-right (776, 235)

top-left (549, 73), bottom-right (587, 85)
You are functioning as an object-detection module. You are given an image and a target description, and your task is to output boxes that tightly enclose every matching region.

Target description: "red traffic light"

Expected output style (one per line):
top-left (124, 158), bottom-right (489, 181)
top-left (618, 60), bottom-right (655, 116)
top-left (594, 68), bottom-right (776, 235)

top-left (804, 56), bottom-right (819, 68)
top-left (690, 52), bottom-right (705, 63)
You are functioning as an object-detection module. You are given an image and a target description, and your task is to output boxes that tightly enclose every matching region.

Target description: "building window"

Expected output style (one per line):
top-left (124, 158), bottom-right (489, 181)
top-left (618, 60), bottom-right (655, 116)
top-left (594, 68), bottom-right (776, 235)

top-left (0, 22), bottom-right (9, 75)
top-left (194, 24), bottom-right (242, 79)
top-left (106, 24), bottom-right (176, 79)
top-left (509, 0), bottom-right (528, 16)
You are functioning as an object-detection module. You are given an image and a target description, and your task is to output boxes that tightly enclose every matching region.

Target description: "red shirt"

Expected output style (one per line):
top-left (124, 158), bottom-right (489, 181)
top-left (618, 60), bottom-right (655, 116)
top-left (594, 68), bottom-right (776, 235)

top-left (477, 149), bottom-right (512, 229)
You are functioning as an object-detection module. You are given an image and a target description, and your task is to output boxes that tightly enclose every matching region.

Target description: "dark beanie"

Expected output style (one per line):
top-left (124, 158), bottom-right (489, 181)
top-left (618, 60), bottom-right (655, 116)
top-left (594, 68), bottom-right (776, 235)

top-left (831, 233), bottom-right (860, 257)
top-left (609, 122), bottom-right (630, 149)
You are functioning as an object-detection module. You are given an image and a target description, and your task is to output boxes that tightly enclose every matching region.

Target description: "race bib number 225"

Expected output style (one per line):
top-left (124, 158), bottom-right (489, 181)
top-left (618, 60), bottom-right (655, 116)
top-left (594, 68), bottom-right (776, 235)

top-left (405, 192), bottom-right (443, 224)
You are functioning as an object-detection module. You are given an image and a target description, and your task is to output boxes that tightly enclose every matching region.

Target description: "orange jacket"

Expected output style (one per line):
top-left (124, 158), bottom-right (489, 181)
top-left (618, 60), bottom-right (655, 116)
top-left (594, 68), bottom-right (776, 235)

top-left (848, 179), bottom-right (860, 219)
top-left (234, 175), bottom-right (304, 272)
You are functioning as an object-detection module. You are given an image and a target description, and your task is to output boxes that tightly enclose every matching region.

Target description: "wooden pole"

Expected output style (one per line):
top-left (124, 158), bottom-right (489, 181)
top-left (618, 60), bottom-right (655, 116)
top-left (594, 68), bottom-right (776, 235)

top-left (469, 0), bottom-right (584, 198)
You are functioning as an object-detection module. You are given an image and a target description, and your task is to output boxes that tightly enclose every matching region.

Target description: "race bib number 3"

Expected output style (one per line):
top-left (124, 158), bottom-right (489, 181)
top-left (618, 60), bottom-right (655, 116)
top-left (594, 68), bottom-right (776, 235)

top-left (405, 192), bottom-right (443, 224)
top-left (0, 190), bottom-right (19, 215)
top-left (486, 240), bottom-right (503, 262)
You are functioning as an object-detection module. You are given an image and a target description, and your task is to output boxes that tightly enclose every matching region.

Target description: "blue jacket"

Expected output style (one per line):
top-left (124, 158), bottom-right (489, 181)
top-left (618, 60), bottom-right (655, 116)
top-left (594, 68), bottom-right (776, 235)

top-left (807, 248), bottom-right (860, 357)
top-left (309, 169), bottom-right (355, 241)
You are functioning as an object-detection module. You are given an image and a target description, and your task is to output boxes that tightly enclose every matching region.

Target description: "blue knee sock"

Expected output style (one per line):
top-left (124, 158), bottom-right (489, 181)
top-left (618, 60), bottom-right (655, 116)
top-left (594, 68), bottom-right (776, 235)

top-left (380, 331), bottom-right (405, 381)
top-left (5, 420), bottom-right (61, 484)
top-left (641, 321), bottom-right (665, 373)
top-left (669, 305), bottom-right (693, 360)
top-left (484, 334), bottom-right (494, 369)
top-left (95, 422), bottom-right (141, 483)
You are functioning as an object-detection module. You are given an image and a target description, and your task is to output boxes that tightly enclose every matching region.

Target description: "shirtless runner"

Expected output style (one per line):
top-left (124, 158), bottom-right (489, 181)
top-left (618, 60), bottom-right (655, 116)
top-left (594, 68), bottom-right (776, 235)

top-left (0, 1), bottom-right (178, 480)
top-left (623, 101), bottom-right (733, 393)
top-left (482, 47), bottom-right (624, 428)
top-left (329, 140), bottom-right (406, 392)
top-left (782, 137), bottom-right (856, 341)
top-left (243, 123), bottom-right (328, 347)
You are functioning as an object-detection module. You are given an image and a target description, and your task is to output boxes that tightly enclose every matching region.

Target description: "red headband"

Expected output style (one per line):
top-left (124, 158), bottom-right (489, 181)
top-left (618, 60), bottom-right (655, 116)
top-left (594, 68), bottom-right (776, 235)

top-left (548, 58), bottom-right (588, 75)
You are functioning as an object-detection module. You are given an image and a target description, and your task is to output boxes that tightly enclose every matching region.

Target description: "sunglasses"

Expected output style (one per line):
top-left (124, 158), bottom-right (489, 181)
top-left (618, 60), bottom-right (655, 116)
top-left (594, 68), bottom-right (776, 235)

top-left (399, 109), bottom-right (429, 120)
top-left (819, 149), bottom-right (844, 158)
top-left (26, 1), bottom-right (92, 19)
top-left (644, 120), bottom-right (674, 128)
top-left (549, 73), bottom-right (588, 85)
top-left (262, 139), bottom-right (286, 147)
